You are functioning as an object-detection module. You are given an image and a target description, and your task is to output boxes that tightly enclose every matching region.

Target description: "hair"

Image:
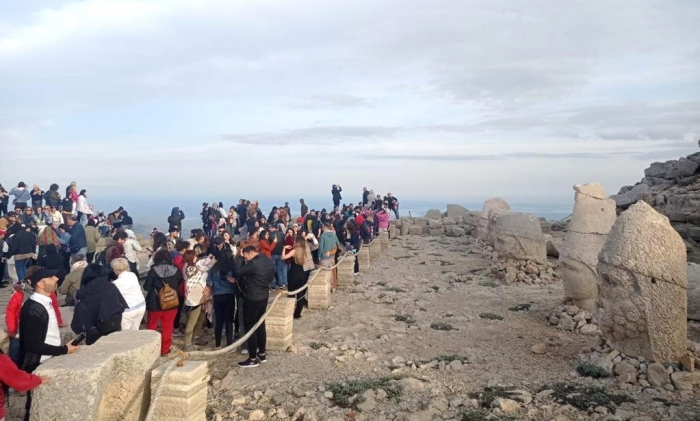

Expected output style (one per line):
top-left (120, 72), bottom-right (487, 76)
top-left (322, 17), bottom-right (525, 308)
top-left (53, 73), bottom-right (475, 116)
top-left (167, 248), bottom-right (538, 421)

top-left (110, 257), bottom-right (130, 274)
top-left (25, 265), bottom-right (40, 282)
top-left (222, 231), bottom-right (232, 242)
top-left (152, 232), bottom-right (169, 251)
top-left (18, 182), bottom-right (26, 188)
top-left (213, 236), bottom-right (224, 246)
top-left (260, 229), bottom-right (269, 240)
top-left (242, 245), bottom-right (257, 254)
top-left (113, 230), bottom-right (128, 241)
top-left (193, 244), bottom-right (205, 255)
top-left (175, 240), bottom-right (190, 252)
top-left (58, 224), bottom-right (68, 231)
top-left (168, 227), bottom-right (180, 234)
top-left (79, 189), bottom-right (87, 196)
top-left (49, 183), bottom-right (59, 191)
top-left (293, 235), bottom-right (307, 265)
top-left (70, 253), bottom-right (86, 265)
top-left (87, 219), bottom-right (96, 227)
top-left (152, 249), bottom-right (173, 265)
top-left (182, 250), bottom-right (197, 267)
top-left (81, 264), bottom-right (107, 287)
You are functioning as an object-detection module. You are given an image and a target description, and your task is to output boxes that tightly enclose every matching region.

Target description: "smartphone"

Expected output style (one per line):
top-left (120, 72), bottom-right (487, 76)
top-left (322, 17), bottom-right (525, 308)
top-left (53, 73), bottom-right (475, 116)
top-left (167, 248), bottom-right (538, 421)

top-left (71, 332), bottom-right (86, 346)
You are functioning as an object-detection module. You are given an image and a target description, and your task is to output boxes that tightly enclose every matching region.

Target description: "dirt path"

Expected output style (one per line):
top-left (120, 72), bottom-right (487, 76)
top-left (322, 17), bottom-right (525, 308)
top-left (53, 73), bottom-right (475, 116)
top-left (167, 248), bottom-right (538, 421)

top-left (203, 235), bottom-right (700, 420)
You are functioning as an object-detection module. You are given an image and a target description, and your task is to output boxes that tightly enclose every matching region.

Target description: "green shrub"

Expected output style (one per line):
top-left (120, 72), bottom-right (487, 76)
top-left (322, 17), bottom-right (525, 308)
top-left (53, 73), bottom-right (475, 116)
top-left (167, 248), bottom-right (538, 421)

top-left (327, 375), bottom-right (405, 408)
top-left (508, 303), bottom-right (531, 311)
top-left (479, 313), bottom-right (504, 321)
top-left (543, 382), bottom-right (633, 411)
top-left (575, 362), bottom-right (610, 379)
top-left (430, 322), bottom-right (456, 331)
top-left (479, 280), bottom-right (498, 288)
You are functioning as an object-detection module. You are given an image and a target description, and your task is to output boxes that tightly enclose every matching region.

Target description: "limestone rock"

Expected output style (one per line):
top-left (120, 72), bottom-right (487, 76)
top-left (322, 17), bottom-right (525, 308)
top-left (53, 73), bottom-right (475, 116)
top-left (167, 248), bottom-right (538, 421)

top-left (445, 226), bottom-right (466, 237)
top-left (491, 397), bottom-right (520, 414)
top-left (544, 234), bottom-right (561, 258)
top-left (596, 201), bottom-right (688, 363)
top-left (462, 212), bottom-right (480, 228)
top-left (424, 209), bottom-right (442, 219)
top-left (32, 330), bottom-right (161, 421)
top-left (476, 198), bottom-right (510, 244)
top-left (560, 183), bottom-right (616, 311)
top-left (670, 371), bottom-right (700, 390)
top-left (611, 183), bottom-right (651, 208)
top-left (493, 212), bottom-right (546, 264)
top-left (688, 263), bottom-right (700, 321)
top-left (446, 204), bottom-right (469, 219)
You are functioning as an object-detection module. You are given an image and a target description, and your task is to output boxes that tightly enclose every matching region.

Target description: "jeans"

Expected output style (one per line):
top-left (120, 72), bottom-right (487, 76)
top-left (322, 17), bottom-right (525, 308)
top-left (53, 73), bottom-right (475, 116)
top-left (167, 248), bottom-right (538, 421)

top-left (78, 211), bottom-right (87, 226)
top-left (244, 299), bottom-right (268, 357)
top-left (213, 294), bottom-right (235, 347)
top-left (271, 255), bottom-right (287, 288)
top-left (9, 337), bottom-right (20, 365)
top-left (15, 259), bottom-right (28, 281)
top-left (235, 295), bottom-right (245, 337)
top-left (147, 310), bottom-right (177, 355)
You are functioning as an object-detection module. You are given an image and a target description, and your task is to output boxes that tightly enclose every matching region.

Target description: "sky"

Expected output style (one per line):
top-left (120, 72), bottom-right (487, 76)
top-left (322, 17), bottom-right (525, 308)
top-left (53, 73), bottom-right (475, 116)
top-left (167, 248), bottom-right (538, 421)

top-left (1, 0), bottom-right (699, 205)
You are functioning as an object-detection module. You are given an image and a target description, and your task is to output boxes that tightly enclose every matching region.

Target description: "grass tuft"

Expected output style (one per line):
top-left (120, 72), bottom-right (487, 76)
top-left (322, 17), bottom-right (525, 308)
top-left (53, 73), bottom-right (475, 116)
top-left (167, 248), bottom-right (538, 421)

top-left (479, 313), bottom-right (504, 321)
top-left (430, 322), bottom-right (456, 331)
top-left (479, 280), bottom-right (498, 288)
top-left (575, 362), bottom-right (610, 379)
top-left (508, 303), bottom-right (531, 312)
top-left (326, 375), bottom-right (405, 408)
top-left (543, 382), bottom-right (634, 411)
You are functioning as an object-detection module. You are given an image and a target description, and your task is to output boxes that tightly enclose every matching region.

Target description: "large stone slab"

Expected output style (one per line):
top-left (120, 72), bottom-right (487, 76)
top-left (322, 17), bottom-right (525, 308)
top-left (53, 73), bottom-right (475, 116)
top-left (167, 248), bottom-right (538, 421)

top-left (358, 246), bottom-right (370, 272)
top-left (446, 204), bottom-right (469, 219)
top-left (308, 270), bottom-right (332, 310)
top-left (424, 209), bottom-right (442, 219)
top-left (476, 198), bottom-right (510, 245)
top-left (32, 330), bottom-right (161, 421)
top-left (688, 263), bottom-right (700, 321)
top-left (596, 201), bottom-right (687, 363)
top-left (611, 183), bottom-right (650, 208)
top-left (493, 212), bottom-right (546, 264)
top-left (337, 255), bottom-right (355, 288)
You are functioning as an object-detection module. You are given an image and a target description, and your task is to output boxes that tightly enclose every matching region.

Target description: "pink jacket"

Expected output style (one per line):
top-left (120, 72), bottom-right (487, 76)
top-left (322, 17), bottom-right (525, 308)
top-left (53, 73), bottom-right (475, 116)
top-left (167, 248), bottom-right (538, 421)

top-left (376, 210), bottom-right (390, 229)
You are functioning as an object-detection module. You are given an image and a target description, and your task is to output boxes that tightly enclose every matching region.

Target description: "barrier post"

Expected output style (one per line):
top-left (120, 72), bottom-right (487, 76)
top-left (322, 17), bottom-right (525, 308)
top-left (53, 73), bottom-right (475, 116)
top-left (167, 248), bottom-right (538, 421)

top-left (380, 232), bottom-right (390, 253)
top-left (150, 361), bottom-right (209, 421)
top-left (337, 255), bottom-right (355, 287)
top-left (358, 245), bottom-right (371, 272)
top-left (308, 270), bottom-right (332, 310)
top-left (266, 297), bottom-right (296, 351)
top-left (369, 240), bottom-right (381, 264)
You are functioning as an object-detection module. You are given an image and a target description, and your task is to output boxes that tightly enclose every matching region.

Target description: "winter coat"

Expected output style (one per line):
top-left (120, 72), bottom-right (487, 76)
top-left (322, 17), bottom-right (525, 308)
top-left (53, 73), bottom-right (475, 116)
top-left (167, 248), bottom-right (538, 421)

top-left (71, 276), bottom-right (127, 344)
top-left (143, 263), bottom-right (182, 312)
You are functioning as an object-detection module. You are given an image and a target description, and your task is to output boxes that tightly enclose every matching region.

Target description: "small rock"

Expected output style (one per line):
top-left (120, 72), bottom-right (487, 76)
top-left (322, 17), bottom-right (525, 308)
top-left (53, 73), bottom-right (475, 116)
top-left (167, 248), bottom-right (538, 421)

top-left (448, 360), bottom-right (463, 370)
top-left (670, 371), bottom-right (700, 390)
top-left (357, 397), bottom-right (377, 412)
top-left (449, 398), bottom-right (463, 408)
top-left (618, 372), bottom-right (637, 384)
top-left (531, 343), bottom-right (548, 354)
top-left (647, 363), bottom-right (671, 388)
top-left (680, 354), bottom-right (696, 372)
top-left (324, 391), bottom-right (333, 399)
top-left (595, 406), bottom-right (609, 415)
top-left (375, 389), bottom-right (388, 401)
top-left (232, 396), bottom-right (247, 406)
top-left (249, 409), bottom-right (266, 421)
top-left (614, 362), bottom-right (637, 376)
top-left (491, 398), bottom-right (520, 414)
top-left (557, 314), bottom-right (576, 331)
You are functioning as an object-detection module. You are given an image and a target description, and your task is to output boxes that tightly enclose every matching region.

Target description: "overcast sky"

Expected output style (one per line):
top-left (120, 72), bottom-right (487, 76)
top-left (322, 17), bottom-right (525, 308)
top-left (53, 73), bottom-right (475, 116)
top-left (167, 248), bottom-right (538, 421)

top-left (1, 0), bottom-right (698, 204)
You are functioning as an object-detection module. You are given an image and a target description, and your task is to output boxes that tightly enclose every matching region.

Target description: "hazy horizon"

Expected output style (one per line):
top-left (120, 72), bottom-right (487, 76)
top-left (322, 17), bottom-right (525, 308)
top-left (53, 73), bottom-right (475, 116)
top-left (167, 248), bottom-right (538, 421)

top-left (1, 1), bottom-right (698, 199)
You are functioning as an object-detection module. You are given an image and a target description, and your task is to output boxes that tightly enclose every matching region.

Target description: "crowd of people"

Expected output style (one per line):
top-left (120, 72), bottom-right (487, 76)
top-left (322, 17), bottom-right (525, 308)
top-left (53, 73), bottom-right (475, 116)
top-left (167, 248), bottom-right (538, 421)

top-left (0, 181), bottom-right (399, 420)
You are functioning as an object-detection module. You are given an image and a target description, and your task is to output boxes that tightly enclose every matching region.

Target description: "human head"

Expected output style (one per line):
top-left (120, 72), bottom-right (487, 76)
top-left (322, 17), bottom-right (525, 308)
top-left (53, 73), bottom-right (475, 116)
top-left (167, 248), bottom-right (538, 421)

top-left (17, 182), bottom-right (26, 188)
top-left (29, 267), bottom-right (60, 295)
top-left (87, 219), bottom-right (96, 227)
top-left (113, 230), bottom-right (128, 244)
top-left (213, 236), bottom-right (225, 250)
top-left (222, 231), bottom-right (231, 242)
top-left (58, 223), bottom-right (68, 233)
top-left (242, 245), bottom-right (258, 261)
top-left (49, 183), bottom-right (59, 191)
top-left (110, 258), bottom-right (130, 276)
top-left (79, 189), bottom-right (87, 197)
top-left (260, 230), bottom-right (269, 241)
top-left (71, 253), bottom-right (86, 265)
top-left (66, 215), bottom-right (78, 227)
top-left (363, 187), bottom-right (367, 192)
top-left (175, 240), bottom-right (190, 253)
top-left (6, 211), bottom-right (17, 222)
top-left (81, 264), bottom-right (107, 287)
top-left (182, 250), bottom-right (197, 266)
top-left (152, 249), bottom-right (173, 265)
top-left (152, 232), bottom-right (169, 250)
top-left (323, 223), bottom-right (333, 232)
top-left (168, 227), bottom-right (180, 238)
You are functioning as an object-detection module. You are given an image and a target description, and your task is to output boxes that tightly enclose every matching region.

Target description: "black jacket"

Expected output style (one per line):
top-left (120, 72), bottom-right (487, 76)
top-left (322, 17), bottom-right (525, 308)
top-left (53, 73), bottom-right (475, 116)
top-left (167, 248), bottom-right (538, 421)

top-left (19, 298), bottom-right (68, 373)
top-left (143, 263), bottom-right (182, 311)
top-left (8, 229), bottom-right (36, 258)
top-left (45, 190), bottom-right (61, 208)
top-left (332, 186), bottom-right (342, 202)
top-left (362, 191), bottom-right (369, 205)
top-left (71, 277), bottom-right (128, 344)
top-left (39, 245), bottom-right (67, 284)
top-left (237, 254), bottom-right (274, 302)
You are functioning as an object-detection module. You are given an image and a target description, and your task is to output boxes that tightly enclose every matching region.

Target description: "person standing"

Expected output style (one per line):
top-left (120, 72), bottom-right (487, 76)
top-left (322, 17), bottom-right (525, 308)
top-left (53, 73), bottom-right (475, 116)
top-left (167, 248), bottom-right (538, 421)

top-left (30, 185), bottom-right (44, 210)
top-left (332, 185), bottom-right (343, 209)
top-left (84, 220), bottom-right (101, 263)
top-left (362, 187), bottom-right (369, 206)
top-left (8, 224), bottom-right (37, 282)
top-left (66, 216), bottom-right (87, 258)
top-left (318, 223), bottom-right (344, 268)
top-left (282, 234), bottom-right (315, 319)
top-left (60, 196), bottom-right (74, 225)
top-left (168, 207), bottom-right (185, 232)
top-left (76, 190), bottom-right (91, 226)
top-left (387, 193), bottom-right (400, 219)
top-left (44, 184), bottom-right (61, 209)
top-left (10, 182), bottom-right (31, 211)
top-left (123, 230), bottom-right (143, 274)
top-left (268, 224), bottom-right (287, 290)
top-left (237, 246), bottom-right (275, 368)
top-left (111, 258), bottom-right (147, 331)
top-left (299, 198), bottom-right (308, 219)
top-left (181, 250), bottom-right (216, 351)
top-left (206, 237), bottom-right (237, 349)
top-left (19, 268), bottom-right (79, 421)
top-left (143, 249), bottom-right (182, 356)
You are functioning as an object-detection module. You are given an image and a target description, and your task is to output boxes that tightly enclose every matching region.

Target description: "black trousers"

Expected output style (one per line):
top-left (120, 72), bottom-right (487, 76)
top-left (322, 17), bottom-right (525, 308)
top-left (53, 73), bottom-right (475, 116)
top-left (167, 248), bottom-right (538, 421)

top-left (213, 294), bottom-right (235, 347)
top-left (244, 299), bottom-right (268, 357)
top-left (86, 251), bottom-right (95, 264)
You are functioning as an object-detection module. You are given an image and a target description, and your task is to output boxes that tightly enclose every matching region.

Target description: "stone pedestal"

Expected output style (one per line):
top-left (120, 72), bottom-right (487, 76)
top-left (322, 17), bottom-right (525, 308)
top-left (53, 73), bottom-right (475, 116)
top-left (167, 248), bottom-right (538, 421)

top-left (337, 254), bottom-right (355, 287)
top-left (150, 361), bottom-right (209, 421)
top-left (266, 297), bottom-right (295, 351)
top-left (32, 330), bottom-right (161, 421)
top-left (389, 227), bottom-right (397, 239)
top-left (358, 246), bottom-right (371, 272)
top-left (308, 270), bottom-right (332, 310)
top-left (380, 232), bottom-right (390, 253)
top-left (369, 240), bottom-right (381, 264)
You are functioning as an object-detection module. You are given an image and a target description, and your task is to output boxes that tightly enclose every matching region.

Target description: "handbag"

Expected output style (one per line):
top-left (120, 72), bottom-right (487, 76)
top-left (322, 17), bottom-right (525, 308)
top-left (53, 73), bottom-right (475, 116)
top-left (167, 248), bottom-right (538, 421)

top-left (158, 280), bottom-right (180, 310)
top-left (97, 311), bottom-right (123, 335)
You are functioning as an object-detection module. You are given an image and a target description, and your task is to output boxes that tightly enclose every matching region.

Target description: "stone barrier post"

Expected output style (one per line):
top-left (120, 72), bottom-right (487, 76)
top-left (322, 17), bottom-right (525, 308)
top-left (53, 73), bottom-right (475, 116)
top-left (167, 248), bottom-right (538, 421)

top-left (380, 232), bottom-right (390, 253)
top-left (266, 297), bottom-right (296, 351)
top-left (389, 226), bottom-right (397, 238)
top-left (308, 269), bottom-right (332, 309)
top-left (150, 360), bottom-right (209, 421)
top-left (337, 254), bottom-right (355, 287)
top-left (369, 240), bottom-right (381, 264)
top-left (358, 245), bottom-right (371, 272)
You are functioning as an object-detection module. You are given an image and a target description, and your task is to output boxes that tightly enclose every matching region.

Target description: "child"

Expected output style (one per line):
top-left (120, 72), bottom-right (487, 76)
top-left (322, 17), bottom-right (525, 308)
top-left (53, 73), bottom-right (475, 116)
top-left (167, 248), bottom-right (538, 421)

top-left (5, 280), bottom-right (31, 365)
top-left (0, 348), bottom-right (44, 421)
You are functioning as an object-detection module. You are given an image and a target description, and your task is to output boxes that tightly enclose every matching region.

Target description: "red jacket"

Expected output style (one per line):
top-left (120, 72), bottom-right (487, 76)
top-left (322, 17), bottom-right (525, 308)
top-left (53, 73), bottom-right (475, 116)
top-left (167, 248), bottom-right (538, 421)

top-left (259, 239), bottom-right (275, 258)
top-left (5, 290), bottom-right (23, 336)
top-left (0, 354), bottom-right (43, 418)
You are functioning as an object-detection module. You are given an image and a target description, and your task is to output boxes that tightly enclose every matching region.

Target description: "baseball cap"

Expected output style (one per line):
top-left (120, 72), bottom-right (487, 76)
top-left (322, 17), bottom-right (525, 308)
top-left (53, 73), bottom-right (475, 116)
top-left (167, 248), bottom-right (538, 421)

top-left (29, 268), bottom-right (60, 287)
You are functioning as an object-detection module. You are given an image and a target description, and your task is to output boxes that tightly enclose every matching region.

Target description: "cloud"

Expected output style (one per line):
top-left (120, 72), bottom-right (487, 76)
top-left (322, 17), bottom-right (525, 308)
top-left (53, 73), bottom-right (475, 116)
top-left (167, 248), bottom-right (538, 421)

top-left (293, 94), bottom-right (372, 109)
top-left (362, 152), bottom-right (620, 161)
top-left (221, 125), bottom-right (401, 145)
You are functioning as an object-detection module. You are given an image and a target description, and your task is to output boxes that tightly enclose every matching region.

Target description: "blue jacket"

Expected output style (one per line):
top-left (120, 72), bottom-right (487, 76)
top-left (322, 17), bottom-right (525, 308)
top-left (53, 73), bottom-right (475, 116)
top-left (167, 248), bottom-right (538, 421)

top-left (68, 223), bottom-right (87, 251)
top-left (206, 268), bottom-right (237, 296)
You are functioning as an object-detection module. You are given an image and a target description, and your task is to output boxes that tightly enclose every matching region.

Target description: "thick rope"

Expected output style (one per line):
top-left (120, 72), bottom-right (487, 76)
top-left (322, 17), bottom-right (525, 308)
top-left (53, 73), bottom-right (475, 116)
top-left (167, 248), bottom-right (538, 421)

top-left (146, 232), bottom-right (387, 419)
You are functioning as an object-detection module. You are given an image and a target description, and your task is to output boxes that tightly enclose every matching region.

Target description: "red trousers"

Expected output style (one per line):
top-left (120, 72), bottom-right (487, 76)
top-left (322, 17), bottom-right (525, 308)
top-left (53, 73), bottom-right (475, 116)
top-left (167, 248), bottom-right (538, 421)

top-left (147, 310), bottom-right (177, 355)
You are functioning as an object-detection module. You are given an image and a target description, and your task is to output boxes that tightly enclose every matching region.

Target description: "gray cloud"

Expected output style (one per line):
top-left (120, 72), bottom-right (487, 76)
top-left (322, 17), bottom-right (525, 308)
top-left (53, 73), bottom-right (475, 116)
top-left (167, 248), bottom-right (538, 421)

top-left (293, 93), bottom-right (372, 109)
top-left (221, 125), bottom-right (401, 145)
top-left (361, 151), bottom-right (625, 162)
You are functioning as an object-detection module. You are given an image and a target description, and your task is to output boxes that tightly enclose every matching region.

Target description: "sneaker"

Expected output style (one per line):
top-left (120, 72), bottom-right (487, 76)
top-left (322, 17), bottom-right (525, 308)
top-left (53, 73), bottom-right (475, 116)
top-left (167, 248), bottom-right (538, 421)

top-left (173, 330), bottom-right (185, 337)
top-left (257, 353), bottom-right (268, 363)
top-left (238, 358), bottom-right (260, 368)
top-left (240, 348), bottom-right (249, 355)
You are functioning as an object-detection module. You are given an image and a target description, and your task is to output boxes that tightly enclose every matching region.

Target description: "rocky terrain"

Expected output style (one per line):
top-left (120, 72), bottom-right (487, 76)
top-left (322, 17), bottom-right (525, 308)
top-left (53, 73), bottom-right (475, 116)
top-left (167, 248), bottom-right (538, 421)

top-left (611, 146), bottom-right (700, 263)
top-left (201, 234), bottom-right (700, 421)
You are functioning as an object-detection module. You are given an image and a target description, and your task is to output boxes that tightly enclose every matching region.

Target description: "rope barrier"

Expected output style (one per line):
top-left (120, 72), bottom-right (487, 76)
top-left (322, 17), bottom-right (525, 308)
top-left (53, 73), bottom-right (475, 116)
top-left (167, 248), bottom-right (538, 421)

top-left (145, 232), bottom-right (388, 419)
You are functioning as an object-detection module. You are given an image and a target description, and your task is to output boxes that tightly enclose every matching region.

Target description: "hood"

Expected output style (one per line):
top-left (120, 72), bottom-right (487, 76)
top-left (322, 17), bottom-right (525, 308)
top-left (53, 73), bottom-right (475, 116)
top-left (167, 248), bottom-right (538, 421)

top-left (320, 231), bottom-right (336, 240)
top-left (125, 229), bottom-right (136, 239)
top-left (171, 207), bottom-right (180, 216)
top-left (121, 210), bottom-right (129, 217)
top-left (46, 244), bottom-right (59, 255)
top-left (153, 263), bottom-right (179, 278)
top-left (76, 276), bottom-right (111, 300)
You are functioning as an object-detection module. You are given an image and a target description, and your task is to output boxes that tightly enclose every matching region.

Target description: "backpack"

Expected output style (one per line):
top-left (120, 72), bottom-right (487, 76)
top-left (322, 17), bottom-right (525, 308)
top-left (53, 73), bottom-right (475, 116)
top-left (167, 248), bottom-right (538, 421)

top-left (158, 280), bottom-right (180, 310)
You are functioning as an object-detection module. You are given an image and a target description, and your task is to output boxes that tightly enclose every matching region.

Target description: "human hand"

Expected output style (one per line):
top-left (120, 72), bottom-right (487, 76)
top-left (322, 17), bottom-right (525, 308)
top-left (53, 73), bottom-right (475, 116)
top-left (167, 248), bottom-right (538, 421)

top-left (66, 344), bottom-right (79, 354)
top-left (40, 376), bottom-right (50, 384)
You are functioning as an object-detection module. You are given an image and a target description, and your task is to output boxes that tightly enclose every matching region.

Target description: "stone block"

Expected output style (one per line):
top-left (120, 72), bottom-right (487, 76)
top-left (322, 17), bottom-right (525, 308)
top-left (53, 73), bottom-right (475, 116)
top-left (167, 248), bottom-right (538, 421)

top-left (369, 240), bottom-right (381, 264)
top-left (380, 232), bottom-right (390, 253)
top-left (476, 198), bottom-right (510, 242)
top-left (308, 270), bottom-right (332, 310)
top-left (389, 227), bottom-right (397, 238)
top-left (266, 297), bottom-right (295, 351)
top-left (408, 226), bottom-right (423, 236)
top-left (337, 255), bottom-right (355, 287)
top-left (32, 330), bottom-right (161, 421)
top-left (429, 228), bottom-right (444, 236)
top-left (424, 209), bottom-right (442, 219)
top-left (151, 361), bottom-right (208, 421)
top-left (493, 212), bottom-right (546, 264)
top-left (358, 246), bottom-right (370, 271)
top-left (446, 204), bottom-right (469, 219)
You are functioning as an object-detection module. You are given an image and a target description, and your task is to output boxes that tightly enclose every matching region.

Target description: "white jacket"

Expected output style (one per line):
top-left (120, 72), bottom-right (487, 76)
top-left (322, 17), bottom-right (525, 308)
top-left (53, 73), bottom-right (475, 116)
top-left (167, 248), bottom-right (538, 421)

top-left (123, 238), bottom-right (142, 264)
top-left (76, 195), bottom-right (91, 214)
top-left (113, 271), bottom-right (146, 309)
